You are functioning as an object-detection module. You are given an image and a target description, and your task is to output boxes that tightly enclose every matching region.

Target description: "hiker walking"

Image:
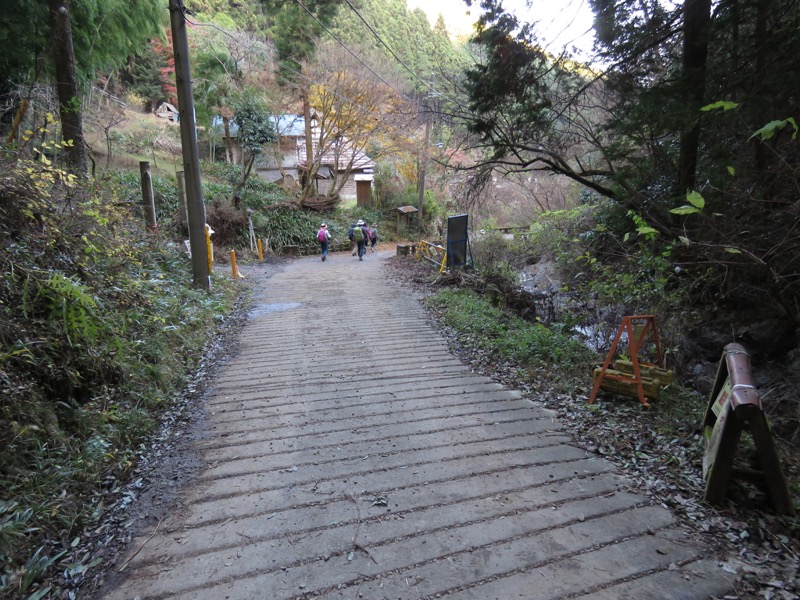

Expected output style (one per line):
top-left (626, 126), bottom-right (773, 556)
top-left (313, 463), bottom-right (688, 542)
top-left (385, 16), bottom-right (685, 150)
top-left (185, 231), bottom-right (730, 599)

top-left (316, 223), bottom-right (331, 261)
top-left (368, 223), bottom-right (378, 252)
top-left (352, 219), bottom-right (368, 261)
top-left (348, 222), bottom-right (357, 256)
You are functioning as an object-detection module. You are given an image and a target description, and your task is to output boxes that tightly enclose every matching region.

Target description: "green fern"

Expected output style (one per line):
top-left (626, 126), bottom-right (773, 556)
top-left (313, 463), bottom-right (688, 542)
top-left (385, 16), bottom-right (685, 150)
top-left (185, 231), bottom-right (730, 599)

top-left (23, 272), bottom-right (101, 345)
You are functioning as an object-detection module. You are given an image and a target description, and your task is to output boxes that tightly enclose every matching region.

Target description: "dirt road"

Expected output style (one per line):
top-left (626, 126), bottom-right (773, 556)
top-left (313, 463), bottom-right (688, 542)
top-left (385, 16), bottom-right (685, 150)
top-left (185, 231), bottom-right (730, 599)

top-left (98, 248), bottom-right (731, 599)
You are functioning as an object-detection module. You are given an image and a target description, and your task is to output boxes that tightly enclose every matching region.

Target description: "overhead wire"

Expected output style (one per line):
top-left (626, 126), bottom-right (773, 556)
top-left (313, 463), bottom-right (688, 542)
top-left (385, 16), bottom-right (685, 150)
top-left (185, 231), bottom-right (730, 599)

top-left (276, 60), bottom-right (414, 121)
top-left (184, 0), bottom-right (460, 110)
top-left (177, 3), bottom-right (445, 148)
top-left (293, 0), bottom-right (415, 104)
top-left (340, 0), bottom-right (457, 104)
top-left (178, 9), bottom-right (404, 117)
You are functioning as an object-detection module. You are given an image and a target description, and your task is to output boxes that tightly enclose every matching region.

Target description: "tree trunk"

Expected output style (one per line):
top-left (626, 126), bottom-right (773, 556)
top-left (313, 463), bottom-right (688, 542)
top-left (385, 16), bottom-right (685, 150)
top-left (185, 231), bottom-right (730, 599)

top-left (222, 116), bottom-right (234, 163)
top-left (47, 0), bottom-right (87, 178)
top-left (677, 0), bottom-right (711, 193)
top-left (301, 88), bottom-right (315, 200)
top-left (232, 153), bottom-right (256, 209)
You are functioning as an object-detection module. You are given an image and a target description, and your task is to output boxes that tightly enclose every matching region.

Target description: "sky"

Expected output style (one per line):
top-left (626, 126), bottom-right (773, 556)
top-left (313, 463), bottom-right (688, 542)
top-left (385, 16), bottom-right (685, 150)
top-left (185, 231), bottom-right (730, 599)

top-left (405, 0), bottom-right (596, 59)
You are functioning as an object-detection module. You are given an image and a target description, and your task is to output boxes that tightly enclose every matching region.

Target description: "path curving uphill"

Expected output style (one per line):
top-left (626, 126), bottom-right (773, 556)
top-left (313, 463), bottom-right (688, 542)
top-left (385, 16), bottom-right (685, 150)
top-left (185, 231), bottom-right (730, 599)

top-left (99, 248), bottom-right (731, 599)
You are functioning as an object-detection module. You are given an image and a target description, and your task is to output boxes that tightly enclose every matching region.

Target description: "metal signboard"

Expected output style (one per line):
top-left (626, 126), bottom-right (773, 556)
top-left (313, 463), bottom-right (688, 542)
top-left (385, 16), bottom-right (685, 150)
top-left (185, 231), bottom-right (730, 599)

top-left (446, 214), bottom-right (470, 269)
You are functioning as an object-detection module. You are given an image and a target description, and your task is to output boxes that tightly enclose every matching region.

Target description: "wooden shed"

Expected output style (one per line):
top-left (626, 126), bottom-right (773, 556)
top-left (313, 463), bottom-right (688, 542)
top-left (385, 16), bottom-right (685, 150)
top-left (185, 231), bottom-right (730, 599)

top-left (396, 205), bottom-right (418, 232)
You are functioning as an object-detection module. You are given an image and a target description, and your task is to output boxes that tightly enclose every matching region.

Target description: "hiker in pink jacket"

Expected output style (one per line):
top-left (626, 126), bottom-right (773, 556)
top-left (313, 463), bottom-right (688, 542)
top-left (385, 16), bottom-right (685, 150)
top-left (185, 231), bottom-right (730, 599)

top-left (316, 223), bottom-right (331, 261)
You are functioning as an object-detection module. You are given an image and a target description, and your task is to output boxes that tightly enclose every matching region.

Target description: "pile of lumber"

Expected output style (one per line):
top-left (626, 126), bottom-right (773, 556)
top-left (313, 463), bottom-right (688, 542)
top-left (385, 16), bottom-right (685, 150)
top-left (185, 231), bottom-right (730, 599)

top-left (592, 358), bottom-right (674, 401)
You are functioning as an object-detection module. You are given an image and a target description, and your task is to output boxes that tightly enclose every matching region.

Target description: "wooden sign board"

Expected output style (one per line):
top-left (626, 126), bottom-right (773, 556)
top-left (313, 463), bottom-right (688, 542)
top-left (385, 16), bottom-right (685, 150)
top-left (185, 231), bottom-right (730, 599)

top-left (702, 343), bottom-right (794, 514)
top-left (702, 378), bottom-right (732, 480)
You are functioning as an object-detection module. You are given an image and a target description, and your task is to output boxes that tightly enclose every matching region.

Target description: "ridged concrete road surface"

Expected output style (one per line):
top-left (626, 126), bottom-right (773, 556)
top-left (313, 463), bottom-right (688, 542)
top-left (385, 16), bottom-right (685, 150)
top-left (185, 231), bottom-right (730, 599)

top-left (103, 249), bottom-right (731, 599)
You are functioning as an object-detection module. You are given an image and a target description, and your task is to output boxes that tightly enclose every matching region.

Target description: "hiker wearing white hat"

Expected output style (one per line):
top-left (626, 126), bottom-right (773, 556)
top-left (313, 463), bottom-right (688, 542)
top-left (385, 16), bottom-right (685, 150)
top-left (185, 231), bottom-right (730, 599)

top-left (353, 220), bottom-right (368, 260)
top-left (316, 223), bottom-right (331, 261)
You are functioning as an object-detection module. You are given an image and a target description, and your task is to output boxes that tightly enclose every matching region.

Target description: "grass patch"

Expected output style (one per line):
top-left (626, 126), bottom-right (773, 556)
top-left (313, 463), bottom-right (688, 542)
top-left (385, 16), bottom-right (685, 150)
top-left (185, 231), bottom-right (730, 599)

top-left (425, 288), bottom-right (594, 387)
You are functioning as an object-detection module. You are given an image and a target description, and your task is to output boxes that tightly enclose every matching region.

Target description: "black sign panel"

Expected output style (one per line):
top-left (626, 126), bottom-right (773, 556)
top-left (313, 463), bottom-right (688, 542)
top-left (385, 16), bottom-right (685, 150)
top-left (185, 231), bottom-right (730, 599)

top-left (446, 214), bottom-right (469, 268)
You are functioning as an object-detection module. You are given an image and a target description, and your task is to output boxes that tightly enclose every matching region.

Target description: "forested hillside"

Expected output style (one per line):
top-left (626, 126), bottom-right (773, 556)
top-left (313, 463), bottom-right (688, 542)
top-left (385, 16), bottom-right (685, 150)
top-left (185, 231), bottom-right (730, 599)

top-left (328, 0), bottom-right (468, 88)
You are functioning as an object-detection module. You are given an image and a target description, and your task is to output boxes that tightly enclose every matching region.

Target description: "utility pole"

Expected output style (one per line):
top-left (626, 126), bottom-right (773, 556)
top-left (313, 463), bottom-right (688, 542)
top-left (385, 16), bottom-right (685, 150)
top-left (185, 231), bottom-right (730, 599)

top-left (418, 81), bottom-right (440, 234)
top-left (169, 0), bottom-right (210, 290)
top-left (417, 114), bottom-right (431, 233)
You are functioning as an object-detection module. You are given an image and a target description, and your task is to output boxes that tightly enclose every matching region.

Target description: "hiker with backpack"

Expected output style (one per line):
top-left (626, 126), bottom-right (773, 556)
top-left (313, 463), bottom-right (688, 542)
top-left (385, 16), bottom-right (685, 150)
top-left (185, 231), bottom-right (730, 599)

top-left (368, 223), bottom-right (378, 252)
top-left (316, 223), bottom-right (331, 261)
top-left (348, 223), bottom-right (357, 256)
top-left (351, 219), bottom-right (368, 261)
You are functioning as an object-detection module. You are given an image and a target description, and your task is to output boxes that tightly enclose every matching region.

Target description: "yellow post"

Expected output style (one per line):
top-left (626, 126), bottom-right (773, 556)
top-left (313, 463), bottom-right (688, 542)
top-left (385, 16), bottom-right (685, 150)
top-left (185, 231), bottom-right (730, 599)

top-left (257, 238), bottom-right (264, 261)
top-left (230, 250), bottom-right (238, 279)
top-left (205, 224), bottom-right (213, 273)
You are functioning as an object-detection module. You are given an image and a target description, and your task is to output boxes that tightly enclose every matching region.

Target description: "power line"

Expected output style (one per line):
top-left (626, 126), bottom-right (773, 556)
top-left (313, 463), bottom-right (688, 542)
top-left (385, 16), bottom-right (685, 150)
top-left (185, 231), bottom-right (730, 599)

top-left (277, 60), bottom-right (386, 117)
top-left (181, 8), bottom-right (431, 148)
top-left (341, 0), bottom-right (444, 99)
top-left (188, 0), bottom-right (459, 112)
top-left (294, 0), bottom-right (414, 103)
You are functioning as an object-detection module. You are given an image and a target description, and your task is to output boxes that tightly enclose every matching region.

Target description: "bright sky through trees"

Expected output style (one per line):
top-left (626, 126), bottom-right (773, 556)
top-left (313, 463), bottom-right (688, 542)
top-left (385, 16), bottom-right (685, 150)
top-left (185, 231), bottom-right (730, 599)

top-left (406, 0), bottom-right (596, 59)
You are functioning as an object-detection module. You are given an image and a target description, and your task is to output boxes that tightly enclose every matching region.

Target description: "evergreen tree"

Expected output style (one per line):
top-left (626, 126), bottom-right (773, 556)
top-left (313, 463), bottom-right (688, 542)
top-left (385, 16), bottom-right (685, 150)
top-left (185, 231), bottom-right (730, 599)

top-left (0, 0), bottom-right (164, 92)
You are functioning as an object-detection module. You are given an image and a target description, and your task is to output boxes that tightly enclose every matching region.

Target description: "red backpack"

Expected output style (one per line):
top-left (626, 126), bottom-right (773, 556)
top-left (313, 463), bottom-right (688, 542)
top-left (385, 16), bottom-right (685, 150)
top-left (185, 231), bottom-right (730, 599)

top-left (317, 229), bottom-right (327, 242)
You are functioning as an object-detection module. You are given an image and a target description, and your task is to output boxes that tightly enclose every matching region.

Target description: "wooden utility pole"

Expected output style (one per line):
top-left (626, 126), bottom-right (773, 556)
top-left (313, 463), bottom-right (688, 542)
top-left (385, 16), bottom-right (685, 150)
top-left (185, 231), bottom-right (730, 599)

top-left (169, 0), bottom-right (210, 290)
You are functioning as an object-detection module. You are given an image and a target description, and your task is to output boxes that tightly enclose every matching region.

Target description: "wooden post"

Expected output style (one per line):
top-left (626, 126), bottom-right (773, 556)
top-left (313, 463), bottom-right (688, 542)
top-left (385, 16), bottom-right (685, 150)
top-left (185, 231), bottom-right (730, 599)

top-left (257, 239), bottom-right (264, 261)
top-left (140, 161), bottom-right (157, 233)
top-left (230, 250), bottom-right (238, 279)
top-left (176, 170), bottom-right (188, 231)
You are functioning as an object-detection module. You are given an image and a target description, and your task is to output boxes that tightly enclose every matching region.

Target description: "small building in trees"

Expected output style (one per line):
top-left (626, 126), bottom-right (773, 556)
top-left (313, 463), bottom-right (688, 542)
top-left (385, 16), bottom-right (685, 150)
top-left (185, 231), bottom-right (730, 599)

top-left (211, 113), bottom-right (376, 201)
top-left (296, 135), bottom-right (375, 203)
top-left (254, 114), bottom-right (306, 189)
top-left (211, 114), bottom-right (305, 190)
top-left (155, 101), bottom-right (179, 122)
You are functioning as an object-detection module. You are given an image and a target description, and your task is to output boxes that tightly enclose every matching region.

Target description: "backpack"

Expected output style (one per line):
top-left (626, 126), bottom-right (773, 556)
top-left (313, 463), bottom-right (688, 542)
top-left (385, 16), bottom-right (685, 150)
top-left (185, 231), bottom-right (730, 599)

top-left (352, 226), bottom-right (363, 242)
top-left (317, 229), bottom-right (326, 242)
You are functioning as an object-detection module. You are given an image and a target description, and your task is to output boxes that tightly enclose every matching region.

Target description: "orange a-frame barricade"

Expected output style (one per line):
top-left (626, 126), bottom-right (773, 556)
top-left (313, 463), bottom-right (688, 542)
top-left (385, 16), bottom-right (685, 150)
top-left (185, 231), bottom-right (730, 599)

top-left (589, 315), bottom-right (665, 408)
